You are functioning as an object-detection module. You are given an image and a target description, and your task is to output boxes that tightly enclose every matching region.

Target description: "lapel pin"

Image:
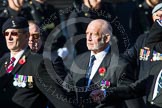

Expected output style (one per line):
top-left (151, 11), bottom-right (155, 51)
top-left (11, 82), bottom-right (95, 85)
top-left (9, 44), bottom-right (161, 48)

top-left (98, 67), bottom-right (106, 76)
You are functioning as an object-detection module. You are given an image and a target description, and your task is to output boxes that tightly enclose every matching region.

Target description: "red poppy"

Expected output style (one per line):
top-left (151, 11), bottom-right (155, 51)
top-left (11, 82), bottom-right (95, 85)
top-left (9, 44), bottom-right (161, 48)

top-left (19, 56), bottom-right (26, 65)
top-left (99, 67), bottom-right (106, 76)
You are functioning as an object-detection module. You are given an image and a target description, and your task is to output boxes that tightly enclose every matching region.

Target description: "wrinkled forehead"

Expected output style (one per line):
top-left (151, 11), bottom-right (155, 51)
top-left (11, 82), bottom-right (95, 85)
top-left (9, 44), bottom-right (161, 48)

top-left (86, 22), bottom-right (102, 33)
top-left (29, 25), bottom-right (40, 33)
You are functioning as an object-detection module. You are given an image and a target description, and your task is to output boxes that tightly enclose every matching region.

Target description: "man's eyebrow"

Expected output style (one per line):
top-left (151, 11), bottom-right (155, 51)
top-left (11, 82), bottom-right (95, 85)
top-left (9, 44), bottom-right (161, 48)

top-left (93, 32), bottom-right (99, 35)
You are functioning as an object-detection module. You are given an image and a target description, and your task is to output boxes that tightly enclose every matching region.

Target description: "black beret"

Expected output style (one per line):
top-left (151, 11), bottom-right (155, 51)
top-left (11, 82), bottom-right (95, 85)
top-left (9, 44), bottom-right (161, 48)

top-left (2, 16), bottom-right (29, 33)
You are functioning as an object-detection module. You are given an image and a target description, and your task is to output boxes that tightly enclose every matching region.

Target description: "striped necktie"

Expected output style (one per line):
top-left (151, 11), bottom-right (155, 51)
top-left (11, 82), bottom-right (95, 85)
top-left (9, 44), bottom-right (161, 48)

top-left (86, 55), bottom-right (96, 85)
top-left (6, 57), bottom-right (16, 73)
top-left (157, 72), bottom-right (162, 94)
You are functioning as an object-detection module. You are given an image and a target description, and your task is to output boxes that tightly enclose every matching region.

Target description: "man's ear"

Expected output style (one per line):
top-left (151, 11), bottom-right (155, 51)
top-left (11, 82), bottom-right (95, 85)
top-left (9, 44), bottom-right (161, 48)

top-left (104, 34), bottom-right (110, 43)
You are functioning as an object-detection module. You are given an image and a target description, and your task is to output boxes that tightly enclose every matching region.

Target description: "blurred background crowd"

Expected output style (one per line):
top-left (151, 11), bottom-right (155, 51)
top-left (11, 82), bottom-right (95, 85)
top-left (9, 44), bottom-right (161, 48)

top-left (0, 0), bottom-right (161, 59)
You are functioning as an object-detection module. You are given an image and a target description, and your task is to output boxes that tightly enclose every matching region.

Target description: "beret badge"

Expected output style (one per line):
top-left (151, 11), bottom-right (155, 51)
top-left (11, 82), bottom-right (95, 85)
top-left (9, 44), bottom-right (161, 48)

top-left (12, 20), bottom-right (16, 27)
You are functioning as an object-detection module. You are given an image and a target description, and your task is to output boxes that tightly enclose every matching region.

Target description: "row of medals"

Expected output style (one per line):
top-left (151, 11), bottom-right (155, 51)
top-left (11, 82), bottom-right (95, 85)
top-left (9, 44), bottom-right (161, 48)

top-left (13, 74), bottom-right (33, 88)
top-left (100, 80), bottom-right (110, 89)
top-left (139, 49), bottom-right (162, 61)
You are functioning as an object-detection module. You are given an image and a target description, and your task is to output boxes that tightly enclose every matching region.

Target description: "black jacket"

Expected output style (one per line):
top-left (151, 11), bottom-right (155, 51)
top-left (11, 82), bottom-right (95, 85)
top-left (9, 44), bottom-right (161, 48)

top-left (64, 49), bottom-right (126, 108)
top-left (106, 61), bottom-right (162, 108)
top-left (0, 49), bottom-right (48, 108)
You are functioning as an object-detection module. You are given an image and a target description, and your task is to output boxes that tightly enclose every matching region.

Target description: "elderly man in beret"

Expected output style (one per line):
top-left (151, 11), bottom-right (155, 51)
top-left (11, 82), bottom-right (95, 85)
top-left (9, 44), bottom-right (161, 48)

top-left (0, 16), bottom-right (68, 108)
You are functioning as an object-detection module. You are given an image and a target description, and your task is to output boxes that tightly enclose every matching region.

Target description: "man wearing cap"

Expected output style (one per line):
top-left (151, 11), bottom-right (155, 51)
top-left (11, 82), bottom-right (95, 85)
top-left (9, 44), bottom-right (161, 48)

top-left (0, 16), bottom-right (67, 108)
top-left (0, 0), bottom-right (33, 58)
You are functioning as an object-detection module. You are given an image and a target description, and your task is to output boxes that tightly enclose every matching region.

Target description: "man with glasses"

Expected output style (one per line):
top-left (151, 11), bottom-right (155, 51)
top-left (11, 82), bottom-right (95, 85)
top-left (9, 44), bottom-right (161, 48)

top-left (0, 0), bottom-right (31, 58)
top-left (0, 16), bottom-right (66, 108)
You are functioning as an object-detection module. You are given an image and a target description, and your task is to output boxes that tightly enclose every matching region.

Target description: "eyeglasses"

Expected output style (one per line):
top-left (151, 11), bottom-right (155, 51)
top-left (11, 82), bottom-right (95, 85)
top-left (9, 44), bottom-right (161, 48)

top-left (30, 32), bottom-right (40, 39)
top-left (4, 31), bottom-right (24, 36)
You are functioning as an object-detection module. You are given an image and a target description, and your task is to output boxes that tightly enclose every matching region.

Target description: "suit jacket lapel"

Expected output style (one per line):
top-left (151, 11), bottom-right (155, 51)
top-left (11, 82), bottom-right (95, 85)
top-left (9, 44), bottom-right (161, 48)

top-left (0, 54), bottom-right (10, 77)
top-left (156, 89), bottom-right (162, 98)
top-left (146, 62), bottom-right (162, 106)
top-left (71, 52), bottom-right (90, 86)
top-left (0, 56), bottom-right (11, 89)
top-left (152, 80), bottom-right (162, 105)
top-left (148, 62), bottom-right (162, 101)
top-left (152, 65), bottom-right (162, 100)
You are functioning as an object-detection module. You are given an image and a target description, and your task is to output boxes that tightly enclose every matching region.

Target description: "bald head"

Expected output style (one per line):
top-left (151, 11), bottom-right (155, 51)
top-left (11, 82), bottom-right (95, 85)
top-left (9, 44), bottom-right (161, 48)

top-left (87, 19), bottom-right (113, 37)
top-left (28, 21), bottom-right (40, 33)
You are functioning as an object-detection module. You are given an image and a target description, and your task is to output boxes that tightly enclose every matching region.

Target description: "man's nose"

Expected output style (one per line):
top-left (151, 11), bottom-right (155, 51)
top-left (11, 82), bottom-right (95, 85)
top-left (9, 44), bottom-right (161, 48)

top-left (29, 36), bottom-right (34, 41)
top-left (8, 34), bottom-right (13, 40)
top-left (87, 33), bottom-right (92, 40)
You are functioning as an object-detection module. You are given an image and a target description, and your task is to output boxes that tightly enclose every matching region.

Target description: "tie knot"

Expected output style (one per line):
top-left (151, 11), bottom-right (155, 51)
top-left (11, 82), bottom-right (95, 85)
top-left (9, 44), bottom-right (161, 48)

top-left (10, 57), bottom-right (16, 63)
top-left (89, 55), bottom-right (96, 67)
top-left (91, 55), bottom-right (96, 62)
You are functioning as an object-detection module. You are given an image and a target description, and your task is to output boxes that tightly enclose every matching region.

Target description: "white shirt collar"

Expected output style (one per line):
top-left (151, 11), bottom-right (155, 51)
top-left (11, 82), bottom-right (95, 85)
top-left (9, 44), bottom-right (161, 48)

top-left (10, 49), bottom-right (25, 66)
top-left (91, 45), bottom-right (110, 59)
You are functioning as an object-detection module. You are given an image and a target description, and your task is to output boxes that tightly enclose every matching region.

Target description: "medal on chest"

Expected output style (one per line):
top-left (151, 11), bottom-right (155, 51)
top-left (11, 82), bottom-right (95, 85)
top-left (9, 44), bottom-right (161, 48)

top-left (13, 74), bottom-right (33, 88)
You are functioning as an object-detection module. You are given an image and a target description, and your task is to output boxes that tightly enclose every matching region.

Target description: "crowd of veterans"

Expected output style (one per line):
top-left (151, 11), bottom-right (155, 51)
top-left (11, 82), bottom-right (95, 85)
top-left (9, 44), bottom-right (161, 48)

top-left (0, 0), bottom-right (162, 108)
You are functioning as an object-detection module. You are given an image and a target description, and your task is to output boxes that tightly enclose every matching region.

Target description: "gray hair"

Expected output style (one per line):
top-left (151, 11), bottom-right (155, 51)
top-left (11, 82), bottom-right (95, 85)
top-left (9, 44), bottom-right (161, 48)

top-left (100, 20), bottom-right (113, 37)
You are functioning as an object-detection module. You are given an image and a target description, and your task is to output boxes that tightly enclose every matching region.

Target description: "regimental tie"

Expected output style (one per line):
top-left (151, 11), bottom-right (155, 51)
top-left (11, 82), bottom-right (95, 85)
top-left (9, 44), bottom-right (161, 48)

top-left (86, 55), bottom-right (96, 86)
top-left (157, 72), bottom-right (162, 94)
top-left (6, 57), bottom-right (16, 73)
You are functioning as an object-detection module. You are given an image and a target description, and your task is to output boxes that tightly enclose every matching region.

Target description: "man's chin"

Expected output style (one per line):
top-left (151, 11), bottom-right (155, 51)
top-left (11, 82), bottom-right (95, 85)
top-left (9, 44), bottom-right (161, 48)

top-left (7, 46), bottom-right (14, 50)
top-left (88, 48), bottom-right (98, 52)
